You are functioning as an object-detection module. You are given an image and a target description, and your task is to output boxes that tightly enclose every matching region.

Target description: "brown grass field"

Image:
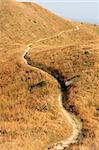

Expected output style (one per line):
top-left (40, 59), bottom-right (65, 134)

top-left (0, 0), bottom-right (99, 150)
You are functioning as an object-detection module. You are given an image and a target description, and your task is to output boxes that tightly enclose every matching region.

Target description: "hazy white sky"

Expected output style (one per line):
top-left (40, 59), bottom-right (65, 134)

top-left (17, 0), bottom-right (99, 24)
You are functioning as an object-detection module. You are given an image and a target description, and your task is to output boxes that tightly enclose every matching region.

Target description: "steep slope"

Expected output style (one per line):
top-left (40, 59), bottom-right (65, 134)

top-left (26, 40), bottom-right (99, 150)
top-left (1, 0), bottom-right (98, 52)
top-left (0, 0), bottom-right (99, 150)
top-left (0, 1), bottom-right (75, 149)
top-left (0, 0), bottom-right (74, 51)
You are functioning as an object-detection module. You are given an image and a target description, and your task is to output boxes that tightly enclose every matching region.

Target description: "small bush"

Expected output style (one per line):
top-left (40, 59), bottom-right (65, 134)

top-left (33, 20), bottom-right (37, 23)
top-left (84, 51), bottom-right (89, 55)
top-left (28, 80), bottom-right (47, 92)
top-left (39, 81), bottom-right (47, 87)
top-left (0, 129), bottom-right (7, 135)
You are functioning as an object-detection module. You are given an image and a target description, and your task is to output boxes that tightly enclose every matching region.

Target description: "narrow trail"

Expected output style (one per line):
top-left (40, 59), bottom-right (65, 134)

top-left (22, 24), bottom-right (82, 150)
top-left (35, 24), bottom-right (81, 43)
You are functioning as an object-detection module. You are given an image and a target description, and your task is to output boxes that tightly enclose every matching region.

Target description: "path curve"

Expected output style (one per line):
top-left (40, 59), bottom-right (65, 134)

top-left (22, 24), bottom-right (82, 150)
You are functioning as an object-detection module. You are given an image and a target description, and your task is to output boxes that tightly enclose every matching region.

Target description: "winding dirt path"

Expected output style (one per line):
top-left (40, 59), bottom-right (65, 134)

top-left (22, 24), bottom-right (82, 150)
top-left (35, 24), bottom-right (81, 43)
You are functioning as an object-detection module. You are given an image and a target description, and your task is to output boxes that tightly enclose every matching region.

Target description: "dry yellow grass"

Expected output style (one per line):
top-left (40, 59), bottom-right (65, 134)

top-left (0, 0), bottom-right (99, 150)
top-left (28, 41), bottom-right (99, 149)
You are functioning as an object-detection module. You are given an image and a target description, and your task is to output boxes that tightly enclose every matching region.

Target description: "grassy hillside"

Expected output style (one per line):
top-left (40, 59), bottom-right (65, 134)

top-left (0, 0), bottom-right (99, 150)
top-left (0, 0), bottom-right (74, 51)
top-left (28, 41), bottom-right (99, 149)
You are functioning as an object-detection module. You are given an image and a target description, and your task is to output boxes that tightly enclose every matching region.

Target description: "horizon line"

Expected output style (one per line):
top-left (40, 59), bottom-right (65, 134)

top-left (17, 1), bottom-right (99, 2)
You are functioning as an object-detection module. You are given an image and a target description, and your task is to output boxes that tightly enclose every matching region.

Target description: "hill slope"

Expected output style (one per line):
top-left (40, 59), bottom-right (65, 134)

top-left (0, 0), bottom-right (74, 51)
top-left (0, 0), bottom-right (99, 150)
top-left (1, 0), bottom-right (99, 52)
